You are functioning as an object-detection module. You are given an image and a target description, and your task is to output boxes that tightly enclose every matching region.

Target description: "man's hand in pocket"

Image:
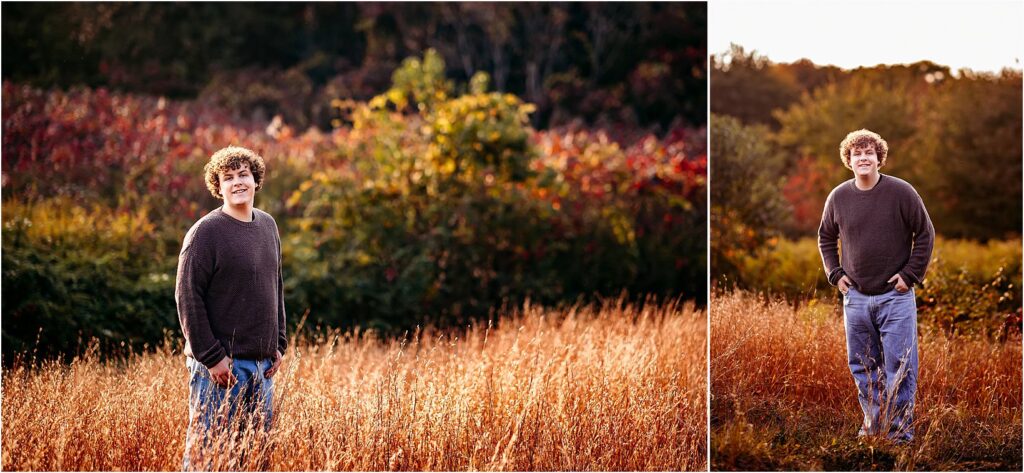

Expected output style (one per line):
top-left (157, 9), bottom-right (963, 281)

top-left (838, 275), bottom-right (853, 295)
top-left (265, 350), bottom-right (283, 379)
top-left (888, 273), bottom-right (910, 293)
top-left (208, 357), bottom-right (236, 387)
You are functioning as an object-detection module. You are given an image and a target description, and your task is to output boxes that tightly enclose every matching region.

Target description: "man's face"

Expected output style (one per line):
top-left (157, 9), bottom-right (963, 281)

top-left (218, 163), bottom-right (256, 206)
top-left (849, 145), bottom-right (880, 177)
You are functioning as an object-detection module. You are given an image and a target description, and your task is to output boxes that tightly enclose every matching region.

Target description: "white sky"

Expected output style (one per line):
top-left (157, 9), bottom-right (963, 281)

top-left (710, 0), bottom-right (1023, 73)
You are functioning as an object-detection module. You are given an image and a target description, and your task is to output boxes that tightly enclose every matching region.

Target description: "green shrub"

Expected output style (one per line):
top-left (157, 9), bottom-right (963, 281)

top-left (1, 199), bottom-right (178, 359)
top-left (917, 238), bottom-right (1022, 338)
top-left (710, 114), bottom-right (790, 285)
top-left (282, 51), bottom-right (706, 330)
top-left (735, 237), bottom-right (1022, 337)
top-left (738, 238), bottom-right (829, 299)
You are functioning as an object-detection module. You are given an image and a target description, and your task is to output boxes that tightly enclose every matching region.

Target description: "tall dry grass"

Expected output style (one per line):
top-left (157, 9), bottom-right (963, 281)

top-left (2, 298), bottom-right (706, 471)
top-left (711, 291), bottom-right (1022, 471)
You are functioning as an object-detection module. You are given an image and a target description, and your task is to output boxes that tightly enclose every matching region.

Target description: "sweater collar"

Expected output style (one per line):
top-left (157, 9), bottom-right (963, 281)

top-left (850, 173), bottom-right (886, 193)
top-left (213, 207), bottom-right (261, 228)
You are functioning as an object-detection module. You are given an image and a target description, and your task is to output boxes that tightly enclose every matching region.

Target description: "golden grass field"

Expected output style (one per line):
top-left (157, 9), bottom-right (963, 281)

top-left (711, 291), bottom-right (1023, 471)
top-left (1, 299), bottom-right (706, 471)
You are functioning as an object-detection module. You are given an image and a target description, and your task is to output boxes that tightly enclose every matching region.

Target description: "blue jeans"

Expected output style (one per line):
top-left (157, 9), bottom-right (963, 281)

top-left (843, 287), bottom-right (918, 442)
top-left (182, 357), bottom-right (274, 471)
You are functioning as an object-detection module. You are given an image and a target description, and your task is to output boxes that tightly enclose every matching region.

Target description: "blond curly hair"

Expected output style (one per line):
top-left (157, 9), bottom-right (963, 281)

top-left (203, 146), bottom-right (266, 199)
top-left (839, 129), bottom-right (888, 170)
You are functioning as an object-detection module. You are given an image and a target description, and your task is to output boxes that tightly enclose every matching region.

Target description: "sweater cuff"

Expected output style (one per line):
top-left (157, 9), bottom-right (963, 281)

top-left (827, 268), bottom-right (847, 286)
top-left (197, 345), bottom-right (227, 370)
top-left (898, 269), bottom-right (918, 287)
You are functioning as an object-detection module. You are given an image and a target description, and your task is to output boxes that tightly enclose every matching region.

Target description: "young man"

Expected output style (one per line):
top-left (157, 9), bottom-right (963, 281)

top-left (817, 129), bottom-right (934, 443)
top-left (176, 146), bottom-right (287, 470)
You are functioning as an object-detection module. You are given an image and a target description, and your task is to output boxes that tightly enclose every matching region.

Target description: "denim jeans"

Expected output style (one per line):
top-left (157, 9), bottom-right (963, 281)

top-left (182, 357), bottom-right (274, 471)
top-left (843, 286), bottom-right (918, 442)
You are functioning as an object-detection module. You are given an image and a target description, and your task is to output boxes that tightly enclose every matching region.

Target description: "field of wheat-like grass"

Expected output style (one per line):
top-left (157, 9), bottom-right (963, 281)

top-left (711, 291), bottom-right (1022, 471)
top-left (1, 298), bottom-right (706, 471)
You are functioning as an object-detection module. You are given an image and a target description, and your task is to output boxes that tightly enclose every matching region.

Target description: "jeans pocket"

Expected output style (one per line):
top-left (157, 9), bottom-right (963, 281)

top-left (894, 287), bottom-right (913, 297)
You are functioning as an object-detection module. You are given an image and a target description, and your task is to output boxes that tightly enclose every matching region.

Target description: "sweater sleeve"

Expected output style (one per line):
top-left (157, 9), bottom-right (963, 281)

top-left (275, 230), bottom-right (288, 353)
top-left (818, 190), bottom-right (845, 286)
top-left (898, 186), bottom-right (935, 286)
top-left (175, 225), bottom-right (226, 368)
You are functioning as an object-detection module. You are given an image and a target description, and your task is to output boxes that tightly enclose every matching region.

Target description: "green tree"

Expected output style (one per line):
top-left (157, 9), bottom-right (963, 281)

top-left (914, 70), bottom-right (1023, 239)
top-left (287, 51), bottom-right (543, 329)
top-left (710, 114), bottom-right (790, 284)
top-left (711, 44), bottom-right (801, 128)
top-left (774, 75), bottom-right (920, 183)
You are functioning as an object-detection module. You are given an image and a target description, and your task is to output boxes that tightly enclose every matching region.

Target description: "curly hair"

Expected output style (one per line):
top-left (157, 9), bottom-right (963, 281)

top-left (204, 146), bottom-right (266, 199)
top-left (839, 129), bottom-right (888, 170)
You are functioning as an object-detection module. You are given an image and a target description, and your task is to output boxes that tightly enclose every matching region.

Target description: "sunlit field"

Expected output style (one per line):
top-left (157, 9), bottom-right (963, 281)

top-left (2, 299), bottom-right (706, 471)
top-left (710, 291), bottom-right (1022, 471)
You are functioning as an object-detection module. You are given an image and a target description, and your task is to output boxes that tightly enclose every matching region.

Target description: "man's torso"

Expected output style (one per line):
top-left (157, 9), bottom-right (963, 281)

top-left (828, 175), bottom-right (917, 294)
top-left (183, 208), bottom-right (282, 360)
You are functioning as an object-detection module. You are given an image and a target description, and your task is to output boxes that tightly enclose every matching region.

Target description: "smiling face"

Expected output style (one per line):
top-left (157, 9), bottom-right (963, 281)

top-left (849, 145), bottom-right (880, 177)
top-left (218, 163), bottom-right (256, 207)
top-left (839, 129), bottom-right (888, 172)
top-left (204, 146), bottom-right (266, 201)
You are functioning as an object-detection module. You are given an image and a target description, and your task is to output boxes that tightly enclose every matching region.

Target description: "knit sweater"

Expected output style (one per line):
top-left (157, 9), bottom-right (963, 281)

top-left (818, 174), bottom-right (935, 295)
top-left (175, 207), bottom-right (287, 368)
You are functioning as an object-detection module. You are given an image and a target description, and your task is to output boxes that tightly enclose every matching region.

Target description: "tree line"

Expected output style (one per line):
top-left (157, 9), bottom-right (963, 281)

top-left (2, 2), bottom-right (706, 131)
top-left (712, 44), bottom-right (1022, 244)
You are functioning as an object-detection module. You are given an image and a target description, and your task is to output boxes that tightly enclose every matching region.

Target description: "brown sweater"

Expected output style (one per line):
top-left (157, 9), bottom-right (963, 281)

top-left (818, 174), bottom-right (934, 295)
top-left (175, 207), bottom-right (287, 368)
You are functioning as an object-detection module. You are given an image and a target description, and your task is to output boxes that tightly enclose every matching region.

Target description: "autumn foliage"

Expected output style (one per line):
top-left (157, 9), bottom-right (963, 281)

top-left (1, 50), bottom-right (707, 359)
